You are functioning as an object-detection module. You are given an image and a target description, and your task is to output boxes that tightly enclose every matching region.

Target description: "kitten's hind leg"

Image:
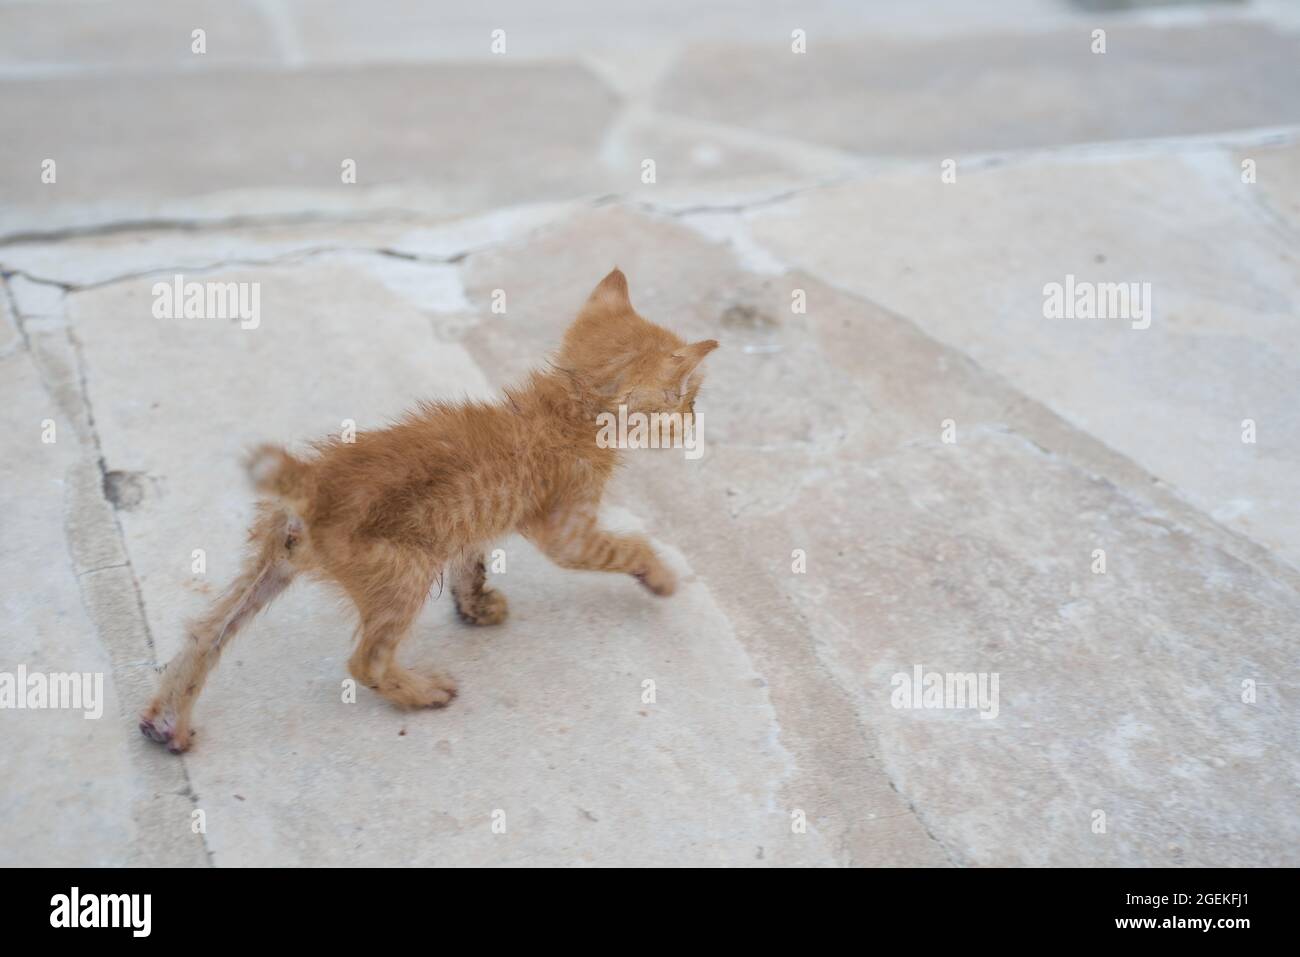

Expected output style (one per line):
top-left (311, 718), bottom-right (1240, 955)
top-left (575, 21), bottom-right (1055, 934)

top-left (140, 506), bottom-right (301, 752)
top-left (345, 550), bottom-right (457, 709)
top-left (449, 549), bottom-right (509, 626)
top-left (355, 607), bottom-right (457, 709)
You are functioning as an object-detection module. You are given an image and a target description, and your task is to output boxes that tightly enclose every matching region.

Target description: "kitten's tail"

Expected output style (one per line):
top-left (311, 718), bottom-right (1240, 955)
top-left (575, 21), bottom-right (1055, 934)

top-left (245, 444), bottom-right (314, 511)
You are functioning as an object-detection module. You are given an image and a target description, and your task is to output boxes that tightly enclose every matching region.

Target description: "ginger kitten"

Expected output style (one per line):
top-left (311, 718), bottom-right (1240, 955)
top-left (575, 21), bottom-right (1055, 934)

top-left (140, 268), bottom-right (718, 753)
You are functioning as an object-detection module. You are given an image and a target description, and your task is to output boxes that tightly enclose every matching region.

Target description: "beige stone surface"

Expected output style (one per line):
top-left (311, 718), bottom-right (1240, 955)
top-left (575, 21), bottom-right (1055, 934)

top-left (785, 427), bottom-right (1299, 866)
top-left (1, 0), bottom-right (1297, 867)
top-left (1238, 141), bottom-right (1300, 233)
top-left (6, 272), bottom-right (65, 318)
top-left (741, 152), bottom-right (1300, 570)
top-left (658, 23), bottom-right (1300, 157)
top-left (0, 279), bottom-right (20, 354)
top-left (0, 0), bottom-right (282, 75)
top-left (0, 204), bottom-right (578, 289)
top-left (278, 0), bottom-right (1077, 66)
top-left (0, 347), bottom-right (203, 866)
top-left (0, 63), bottom-right (619, 234)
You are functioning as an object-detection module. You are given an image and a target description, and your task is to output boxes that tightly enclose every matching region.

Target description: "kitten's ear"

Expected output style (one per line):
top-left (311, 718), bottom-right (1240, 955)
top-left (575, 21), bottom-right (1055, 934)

top-left (673, 339), bottom-right (719, 364)
top-left (669, 339), bottom-right (719, 390)
top-left (588, 267), bottom-right (631, 307)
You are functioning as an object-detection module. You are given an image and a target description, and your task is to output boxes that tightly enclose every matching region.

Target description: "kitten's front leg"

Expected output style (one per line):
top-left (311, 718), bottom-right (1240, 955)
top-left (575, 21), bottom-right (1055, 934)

top-left (526, 506), bottom-right (676, 597)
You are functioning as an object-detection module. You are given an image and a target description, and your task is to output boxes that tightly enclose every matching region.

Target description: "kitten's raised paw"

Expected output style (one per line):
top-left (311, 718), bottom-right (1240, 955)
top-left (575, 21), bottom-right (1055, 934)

top-left (635, 563), bottom-right (676, 597)
top-left (455, 587), bottom-right (509, 626)
top-left (378, 669), bottom-right (458, 709)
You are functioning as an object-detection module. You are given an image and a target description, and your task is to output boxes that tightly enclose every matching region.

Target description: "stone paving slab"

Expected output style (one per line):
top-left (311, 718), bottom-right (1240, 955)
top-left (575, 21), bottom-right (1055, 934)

top-left (0, 348), bottom-right (128, 867)
top-left (0, 62), bottom-right (619, 233)
top-left (741, 150), bottom-right (1300, 569)
top-left (657, 23), bottom-right (1300, 156)
top-left (1238, 141), bottom-right (1300, 233)
top-left (0, 342), bottom-right (203, 867)
top-left (275, 0), bottom-right (1077, 66)
top-left (0, 279), bottom-right (19, 353)
top-left (0, 0), bottom-right (282, 76)
top-left (788, 429), bottom-right (1299, 866)
top-left (0, 202), bottom-right (580, 289)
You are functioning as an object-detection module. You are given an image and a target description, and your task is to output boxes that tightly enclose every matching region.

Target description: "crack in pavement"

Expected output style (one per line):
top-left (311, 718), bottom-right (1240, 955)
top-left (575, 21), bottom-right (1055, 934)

top-left (66, 324), bottom-right (216, 865)
top-left (0, 246), bottom-right (473, 294)
top-left (5, 279), bottom-right (215, 866)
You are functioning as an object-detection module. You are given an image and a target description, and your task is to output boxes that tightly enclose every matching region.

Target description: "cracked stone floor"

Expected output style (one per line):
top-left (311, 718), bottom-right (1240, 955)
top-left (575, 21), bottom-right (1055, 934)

top-left (2, 0), bottom-right (1298, 867)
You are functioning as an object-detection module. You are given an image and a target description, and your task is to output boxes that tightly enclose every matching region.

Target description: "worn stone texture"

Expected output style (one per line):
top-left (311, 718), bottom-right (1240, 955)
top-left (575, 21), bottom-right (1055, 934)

top-left (0, 280), bottom-right (20, 355)
top-left (0, 63), bottom-right (620, 234)
top-left (276, 0), bottom-right (1076, 66)
top-left (1, 0), bottom-right (1297, 867)
top-left (0, 348), bottom-right (203, 866)
top-left (1238, 142), bottom-right (1300, 234)
top-left (657, 24), bottom-right (1300, 157)
top-left (0, 0), bottom-right (282, 75)
top-left (743, 153), bottom-right (1300, 570)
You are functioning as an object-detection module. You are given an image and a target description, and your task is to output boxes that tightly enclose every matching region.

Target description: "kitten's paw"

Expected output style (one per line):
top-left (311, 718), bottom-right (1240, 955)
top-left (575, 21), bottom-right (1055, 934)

top-left (139, 702), bottom-right (193, 754)
top-left (454, 587), bottom-right (509, 626)
top-left (378, 669), bottom-right (458, 709)
top-left (635, 563), bottom-right (677, 597)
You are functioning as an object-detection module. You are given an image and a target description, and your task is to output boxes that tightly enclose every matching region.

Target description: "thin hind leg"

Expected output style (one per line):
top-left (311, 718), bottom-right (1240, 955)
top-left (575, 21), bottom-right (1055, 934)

top-left (141, 507), bottom-right (301, 752)
top-left (344, 549), bottom-right (457, 709)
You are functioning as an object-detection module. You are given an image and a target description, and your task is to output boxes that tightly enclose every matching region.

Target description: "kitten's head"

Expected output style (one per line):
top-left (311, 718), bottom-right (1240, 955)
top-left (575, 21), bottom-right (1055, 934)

top-left (560, 268), bottom-right (718, 416)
